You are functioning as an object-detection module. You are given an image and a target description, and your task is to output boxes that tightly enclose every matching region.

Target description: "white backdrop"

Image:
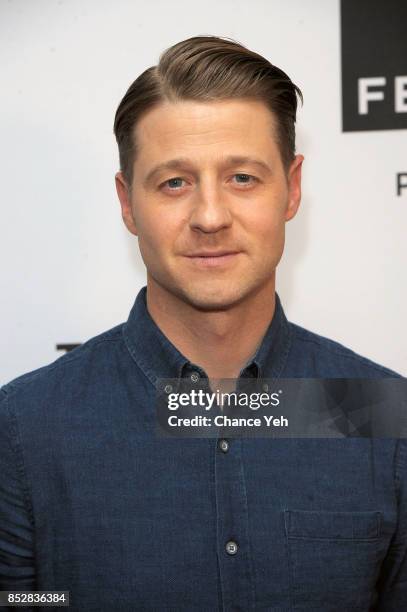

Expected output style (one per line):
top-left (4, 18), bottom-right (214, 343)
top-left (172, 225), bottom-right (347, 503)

top-left (1, 0), bottom-right (406, 384)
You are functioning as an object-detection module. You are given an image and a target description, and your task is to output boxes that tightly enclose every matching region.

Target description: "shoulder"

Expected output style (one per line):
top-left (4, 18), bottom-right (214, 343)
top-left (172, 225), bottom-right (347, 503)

top-left (287, 321), bottom-right (403, 378)
top-left (1, 323), bottom-right (125, 404)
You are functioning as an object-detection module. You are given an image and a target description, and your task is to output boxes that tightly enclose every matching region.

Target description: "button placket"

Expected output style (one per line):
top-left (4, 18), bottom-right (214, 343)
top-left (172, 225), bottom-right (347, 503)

top-left (214, 436), bottom-right (254, 609)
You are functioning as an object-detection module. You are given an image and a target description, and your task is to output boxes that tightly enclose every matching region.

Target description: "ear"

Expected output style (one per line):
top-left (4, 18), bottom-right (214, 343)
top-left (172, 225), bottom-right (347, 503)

top-left (285, 154), bottom-right (304, 222)
top-left (115, 171), bottom-right (138, 236)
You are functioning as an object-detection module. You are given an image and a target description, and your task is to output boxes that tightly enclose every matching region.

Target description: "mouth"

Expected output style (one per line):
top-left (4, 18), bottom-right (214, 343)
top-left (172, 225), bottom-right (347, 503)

top-left (184, 251), bottom-right (242, 268)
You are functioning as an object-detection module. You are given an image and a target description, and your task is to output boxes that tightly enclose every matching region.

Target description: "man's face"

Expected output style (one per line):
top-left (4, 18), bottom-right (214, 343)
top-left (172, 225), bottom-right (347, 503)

top-left (116, 98), bottom-right (303, 310)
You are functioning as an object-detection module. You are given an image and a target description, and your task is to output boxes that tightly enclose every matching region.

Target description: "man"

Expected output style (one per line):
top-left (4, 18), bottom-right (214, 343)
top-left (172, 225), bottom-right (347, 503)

top-left (0, 35), bottom-right (405, 611)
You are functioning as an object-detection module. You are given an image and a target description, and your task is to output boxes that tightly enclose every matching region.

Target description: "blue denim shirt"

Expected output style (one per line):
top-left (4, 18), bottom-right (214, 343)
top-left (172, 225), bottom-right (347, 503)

top-left (0, 286), bottom-right (405, 611)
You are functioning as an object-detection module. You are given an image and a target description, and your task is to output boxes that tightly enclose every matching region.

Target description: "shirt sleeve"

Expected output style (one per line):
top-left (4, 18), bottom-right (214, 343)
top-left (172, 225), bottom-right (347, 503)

top-left (0, 388), bottom-right (36, 596)
top-left (374, 438), bottom-right (407, 610)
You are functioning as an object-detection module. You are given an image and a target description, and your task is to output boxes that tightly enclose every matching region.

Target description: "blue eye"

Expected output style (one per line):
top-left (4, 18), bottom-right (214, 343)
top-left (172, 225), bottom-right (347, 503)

top-left (233, 174), bottom-right (257, 185)
top-left (165, 177), bottom-right (185, 189)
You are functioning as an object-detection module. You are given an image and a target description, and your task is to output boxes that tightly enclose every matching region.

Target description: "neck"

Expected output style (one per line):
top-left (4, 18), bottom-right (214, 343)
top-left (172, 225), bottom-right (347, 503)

top-left (145, 275), bottom-right (276, 380)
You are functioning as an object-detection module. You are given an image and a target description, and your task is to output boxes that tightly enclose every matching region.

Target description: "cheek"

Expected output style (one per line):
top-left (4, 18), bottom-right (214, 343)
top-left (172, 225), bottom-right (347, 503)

top-left (244, 186), bottom-right (287, 225)
top-left (136, 208), bottom-right (183, 257)
top-left (246, 205), bottom-right (285, 242)
top-left (243, 206), bottom-right (286, 265)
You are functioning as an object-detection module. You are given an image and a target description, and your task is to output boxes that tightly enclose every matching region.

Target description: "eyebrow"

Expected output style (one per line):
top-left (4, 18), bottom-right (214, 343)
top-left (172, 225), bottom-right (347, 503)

top-left (142, 155), bottom-right (272, 187)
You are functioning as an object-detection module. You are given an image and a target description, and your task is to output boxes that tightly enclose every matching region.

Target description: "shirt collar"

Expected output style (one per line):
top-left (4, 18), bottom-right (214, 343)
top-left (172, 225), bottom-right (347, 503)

top-left (123, 285), bottom-right (292, 388)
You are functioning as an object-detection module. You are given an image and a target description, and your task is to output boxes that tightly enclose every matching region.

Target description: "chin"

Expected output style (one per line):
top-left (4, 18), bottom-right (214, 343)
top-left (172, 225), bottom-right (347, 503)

top-left (151, 270), bottom-right (268, 312)
top-left (177, 283), bottom-right (251, 312)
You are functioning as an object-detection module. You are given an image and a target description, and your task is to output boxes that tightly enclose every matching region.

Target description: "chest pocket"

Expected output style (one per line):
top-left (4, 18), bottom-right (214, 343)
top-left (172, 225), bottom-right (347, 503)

top-left (284, 509), bottom-right (382, 610)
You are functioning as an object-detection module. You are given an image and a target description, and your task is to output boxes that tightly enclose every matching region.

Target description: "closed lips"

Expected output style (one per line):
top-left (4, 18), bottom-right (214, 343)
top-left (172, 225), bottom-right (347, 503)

top-left (186, 251), bottom-right (240, 257)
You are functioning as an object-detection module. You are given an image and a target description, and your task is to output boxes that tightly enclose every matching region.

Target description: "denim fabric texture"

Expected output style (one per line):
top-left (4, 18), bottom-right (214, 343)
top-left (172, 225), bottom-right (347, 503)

top-left (0, 286), bottom-right (406, 611)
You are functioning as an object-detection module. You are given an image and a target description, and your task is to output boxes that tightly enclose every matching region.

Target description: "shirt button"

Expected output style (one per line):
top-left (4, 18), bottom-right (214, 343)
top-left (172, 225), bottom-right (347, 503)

top-left (218, 438), bottom-right (229, 453)
top-left (225, 540), bottom-right (238, 555)
top-left (190, 372), bottom-right (200, 382)
top-left (164, 384), bottom-right (173, 394)
top-left (262, 383), bottom-right (269, 391)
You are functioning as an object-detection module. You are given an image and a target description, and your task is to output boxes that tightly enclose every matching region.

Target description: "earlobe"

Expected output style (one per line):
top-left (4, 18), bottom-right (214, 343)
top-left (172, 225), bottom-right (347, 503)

top-left (115, 172), bottom-right (138, 236)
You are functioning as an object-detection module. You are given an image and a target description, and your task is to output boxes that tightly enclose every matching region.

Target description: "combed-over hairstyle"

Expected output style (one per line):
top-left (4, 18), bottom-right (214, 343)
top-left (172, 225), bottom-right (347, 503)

top-left (113, 35), bottom-right (303, 186)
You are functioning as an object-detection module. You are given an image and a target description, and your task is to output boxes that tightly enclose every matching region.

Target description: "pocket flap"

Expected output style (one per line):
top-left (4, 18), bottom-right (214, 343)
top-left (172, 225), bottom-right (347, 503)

top-left (284, 509), bottom-right (381, 540)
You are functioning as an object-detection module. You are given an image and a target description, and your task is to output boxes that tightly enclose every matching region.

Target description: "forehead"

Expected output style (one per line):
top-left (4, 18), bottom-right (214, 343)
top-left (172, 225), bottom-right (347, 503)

top-left (132, 98), bottom-right (280, 172)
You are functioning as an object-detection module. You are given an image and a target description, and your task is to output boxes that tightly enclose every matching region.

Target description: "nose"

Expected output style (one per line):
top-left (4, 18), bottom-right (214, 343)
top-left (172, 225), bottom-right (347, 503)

top-left (189, 180), bottom-right (233, 234)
